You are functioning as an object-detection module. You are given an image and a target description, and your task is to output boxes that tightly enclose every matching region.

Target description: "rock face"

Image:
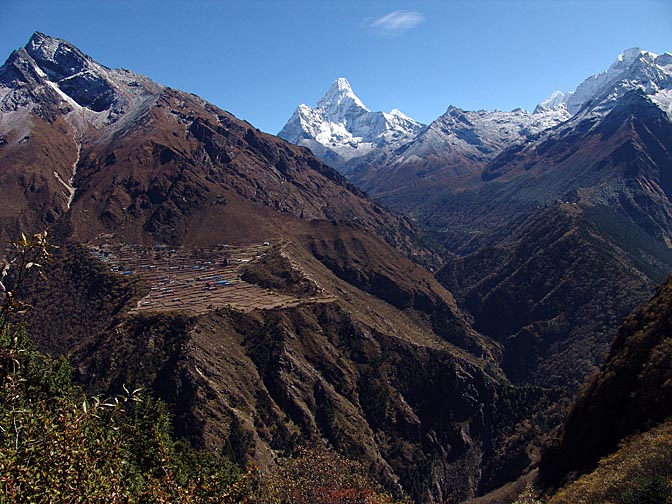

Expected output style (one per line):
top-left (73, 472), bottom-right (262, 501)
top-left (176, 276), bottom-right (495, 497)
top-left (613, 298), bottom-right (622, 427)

top-left (1, 31), bottom-right (162, 117)
top-left (0, 33), bottom-right (552, 504)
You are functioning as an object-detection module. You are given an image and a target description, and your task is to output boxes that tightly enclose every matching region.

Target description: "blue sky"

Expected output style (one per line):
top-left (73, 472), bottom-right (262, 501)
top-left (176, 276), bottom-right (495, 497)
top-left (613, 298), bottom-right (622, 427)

top-left (1, 1), bottom-right (671, 133)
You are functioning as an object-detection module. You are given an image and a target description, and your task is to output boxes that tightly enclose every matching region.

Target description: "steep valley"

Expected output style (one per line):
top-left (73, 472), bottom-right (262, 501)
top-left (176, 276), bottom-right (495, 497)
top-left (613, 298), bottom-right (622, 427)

top-left (533, 274), bottom-right (672, 503)
top-left (283, 53), bottom-right (672, 401)
top-left (276, 46), bottom-right (672, 501)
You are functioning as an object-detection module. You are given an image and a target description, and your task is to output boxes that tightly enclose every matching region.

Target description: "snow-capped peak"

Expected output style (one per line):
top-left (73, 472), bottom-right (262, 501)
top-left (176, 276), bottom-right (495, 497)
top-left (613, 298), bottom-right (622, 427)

top-left (278, 78), bottom-right (424, 167)
top-left (538, 90), bottom-right (568, 110)
top-left (1, 32), bottom-right (163, 131)
top-left (316, 77), bottom-right (369, 120)
top-left (389, 108), bottom-right (412, 120)
top-left (536, 47), bottom-right (672, 117)
top-left (23, 31), bottom-right (109, 85)
top-left (319, 77), bottom-right (361, 103)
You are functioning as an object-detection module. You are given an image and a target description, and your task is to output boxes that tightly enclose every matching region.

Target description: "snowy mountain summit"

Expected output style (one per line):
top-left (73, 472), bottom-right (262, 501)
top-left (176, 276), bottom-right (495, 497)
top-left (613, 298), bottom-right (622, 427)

top-left (0, 32), bottom-right (162, 130)
top-left (0, 32), bottom-right (164, 217)
top-left (278, 77), bottom-right (424, 167)
top-left (538, 47), bottom-right (672, 118)
top-left (315, 77), bottom-right (368, 122)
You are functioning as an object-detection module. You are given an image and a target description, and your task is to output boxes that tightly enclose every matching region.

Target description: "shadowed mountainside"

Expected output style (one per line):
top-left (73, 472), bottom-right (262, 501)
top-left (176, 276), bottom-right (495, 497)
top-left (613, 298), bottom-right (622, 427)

top-left (435, 92), bottom-right (672, 395)
top-left (539, 274), bottom-right (672, 488)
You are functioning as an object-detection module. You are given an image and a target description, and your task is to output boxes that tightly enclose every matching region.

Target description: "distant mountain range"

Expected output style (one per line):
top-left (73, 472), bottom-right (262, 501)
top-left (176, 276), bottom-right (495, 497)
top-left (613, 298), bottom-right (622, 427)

top-left (280, 48), bottom-right (672, 201)
top-left (278, 76), bottom-right (571, 191)
top-left (280, 47), bottom-right (672, 393)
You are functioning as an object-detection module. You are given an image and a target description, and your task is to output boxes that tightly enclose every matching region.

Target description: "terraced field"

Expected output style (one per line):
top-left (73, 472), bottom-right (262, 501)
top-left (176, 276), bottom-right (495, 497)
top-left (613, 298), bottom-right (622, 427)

top-left (87, 240), bottom-right (335, 315)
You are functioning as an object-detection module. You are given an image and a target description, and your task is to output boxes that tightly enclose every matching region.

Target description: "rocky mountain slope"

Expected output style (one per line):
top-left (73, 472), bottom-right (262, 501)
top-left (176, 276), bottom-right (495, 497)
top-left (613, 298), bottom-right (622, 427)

top-left (0, 32), bottom-right (163, 238)
top-left (538, 274), bottom-right (672, 501)
top-left (438, 201), bottom-right (666, 392)
top-left (435, 52), bottom-right (672, 393)
top-left (0, 34), bottom-right (429, 257)
top-left (0, 33), bottom-right (555, 503)
top-left (464, 275), bottom-right (672, 504)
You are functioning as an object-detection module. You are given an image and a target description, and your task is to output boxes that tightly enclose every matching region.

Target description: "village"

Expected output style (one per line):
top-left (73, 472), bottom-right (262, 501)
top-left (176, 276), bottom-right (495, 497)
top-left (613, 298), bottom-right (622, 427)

top-left (87, 239), bottom-right (334, 315)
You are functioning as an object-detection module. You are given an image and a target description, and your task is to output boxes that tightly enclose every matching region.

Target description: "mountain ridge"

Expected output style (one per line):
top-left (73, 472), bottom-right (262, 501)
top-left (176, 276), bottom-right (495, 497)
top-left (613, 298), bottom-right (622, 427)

top-left (279, 47), bottom-right (672, 201)
top-left (541, 47), bottom-right (672, 116)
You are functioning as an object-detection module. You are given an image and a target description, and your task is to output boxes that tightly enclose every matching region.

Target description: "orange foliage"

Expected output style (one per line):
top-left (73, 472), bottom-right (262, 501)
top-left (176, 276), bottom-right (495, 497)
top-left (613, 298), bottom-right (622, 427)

top-left (257, 446), bottom-right (406, 504)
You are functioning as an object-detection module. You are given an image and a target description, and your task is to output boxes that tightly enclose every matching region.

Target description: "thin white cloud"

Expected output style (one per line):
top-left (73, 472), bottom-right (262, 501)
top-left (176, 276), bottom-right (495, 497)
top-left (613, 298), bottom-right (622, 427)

top-left (367, 10), bottom-right (425, 37)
